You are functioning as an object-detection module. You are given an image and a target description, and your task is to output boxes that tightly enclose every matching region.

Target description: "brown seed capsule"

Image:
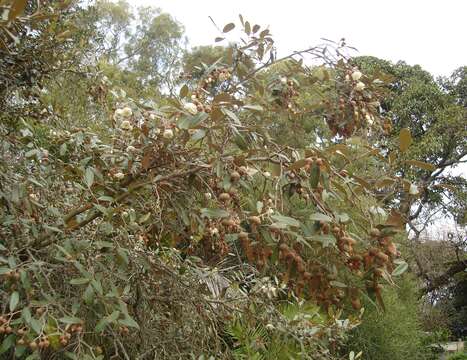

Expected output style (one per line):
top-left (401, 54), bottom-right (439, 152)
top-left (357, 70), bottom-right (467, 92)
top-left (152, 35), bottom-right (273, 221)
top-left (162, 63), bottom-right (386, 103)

top-left (249, 216), bottom-right (261, 225)
top-left (218, 193), bottom-right (231, 202)
top-left (370, 228), bottom-right (381, 237)
top-left (376, 252), bottom-right (389, 263)
top-left (17, 338), bottom-right (25, 346)
top-left (60, 338), bottom-right (68, 346)
top-left (5, 326), bottom-right (12, 334)
top-left (230, 171), bottom-right (241, 182)
top-left (351, 298), bottom-right (361, 310)
top-left (316, 158), bottom-right (324, 166)
top-left (386, 242), bottom-right (397, 256)
top-left (279, 243), bottom-right (289, 252)
top-left (221, 218), bottom-right (235, 227)
top-left (35, 307), bottom-right (44, 316)
top-left (374, 268), bottom-right (384, 277)
top-left (238, 232), bottom-right (249, 240)
top-left (29, 341), bottom-right (38, 350)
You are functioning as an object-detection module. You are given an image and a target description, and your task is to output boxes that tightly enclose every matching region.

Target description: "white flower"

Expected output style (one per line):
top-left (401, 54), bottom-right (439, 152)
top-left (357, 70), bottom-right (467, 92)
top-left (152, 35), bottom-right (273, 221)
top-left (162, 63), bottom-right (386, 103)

top-left (263, 171), bottom-right (271, 178)
top-left (149, 113), bottom-right (157, 120)
top-left (29, 193), bottom-right (39, 201)
top-left (126, 145), bottom-right (136, 152)
top-left (351, 70), bottom-right (362, 81)
top-left (355, 81), bottom-right (366, 91)
top-left (191, 94), bottom-right (197, 100)
top-left (154, 128), bottom-right (161, 135)
top-left (204, 192), bottom-right (212, 200)
top-left (120, 120), bottom-right (133, 131)
top-left (267, 208), bottom-right (274, 215)
top-left (265, 324), bottom-right (275, 330)
top-left (409, 183), bottom-right (419, 195)
top-left (121, 107), bottom-right (132, 117)
top-left (209, 227), bottom-right (219, 236)
top-left (114, 108), bottom-right (124, 117)
top-left (280, 77), bottom-right (287, 84)
top-left (345, 74), bottom-right (350, 82)
top-left (233, 104), bottom-right (239, 110)
top-left (163, 129), bottom-right (174, 139)
top-left (183, 102), bottom-right (198, 115)
top-left (365, 114), bottom-right (374, 125)
top-left (114, 172), bottom-right (125, 180)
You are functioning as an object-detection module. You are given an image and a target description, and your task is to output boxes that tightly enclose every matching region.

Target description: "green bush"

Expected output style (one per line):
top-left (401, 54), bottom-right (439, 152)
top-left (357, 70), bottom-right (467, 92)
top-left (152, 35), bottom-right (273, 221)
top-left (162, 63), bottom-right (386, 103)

top-left (344, 275), bottom-right (430, 360)
top-left (447, 353), bottom-right (467, 360)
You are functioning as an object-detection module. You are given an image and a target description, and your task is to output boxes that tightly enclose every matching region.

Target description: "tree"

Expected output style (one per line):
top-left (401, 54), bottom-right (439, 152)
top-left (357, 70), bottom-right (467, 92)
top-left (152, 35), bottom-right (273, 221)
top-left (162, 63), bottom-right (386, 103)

top-left (0, 9), bottom-right (442, 360)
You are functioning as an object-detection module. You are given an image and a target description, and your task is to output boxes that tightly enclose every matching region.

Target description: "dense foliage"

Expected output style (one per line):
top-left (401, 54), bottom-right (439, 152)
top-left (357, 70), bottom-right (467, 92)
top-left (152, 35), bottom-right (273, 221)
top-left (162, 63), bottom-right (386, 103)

top-left (0, 1), bottom-right (465, 359)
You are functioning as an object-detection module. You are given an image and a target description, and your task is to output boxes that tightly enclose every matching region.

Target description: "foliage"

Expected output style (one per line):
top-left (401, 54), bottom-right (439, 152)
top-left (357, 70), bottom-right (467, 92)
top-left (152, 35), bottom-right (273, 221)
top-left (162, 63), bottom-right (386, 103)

top-left (0, 4), bottom-right (456, 359)
top-left (344, 275), bottom-right (430, 360)
top-left (447, 353), bottom-right (467, 360)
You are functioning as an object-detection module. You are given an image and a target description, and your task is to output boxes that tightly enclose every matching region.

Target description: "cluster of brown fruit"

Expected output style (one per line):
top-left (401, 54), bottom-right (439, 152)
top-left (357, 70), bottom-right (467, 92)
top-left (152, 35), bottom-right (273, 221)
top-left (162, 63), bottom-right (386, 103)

top-left (238, 228), bottom-right (272, 269)
top-left (189, 93), bottom-right (212, 114)
top-left (198, 67), bottom-right (232, 92)
top-left (324, 67), bottom-right (383, 138)
top-left (272, 77), bottom-right (300, 112)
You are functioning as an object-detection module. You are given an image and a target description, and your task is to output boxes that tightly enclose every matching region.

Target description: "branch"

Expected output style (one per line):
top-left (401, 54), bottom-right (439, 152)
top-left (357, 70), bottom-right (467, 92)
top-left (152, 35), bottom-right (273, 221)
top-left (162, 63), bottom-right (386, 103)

top-left (421, 259), bottom-right (467, 294)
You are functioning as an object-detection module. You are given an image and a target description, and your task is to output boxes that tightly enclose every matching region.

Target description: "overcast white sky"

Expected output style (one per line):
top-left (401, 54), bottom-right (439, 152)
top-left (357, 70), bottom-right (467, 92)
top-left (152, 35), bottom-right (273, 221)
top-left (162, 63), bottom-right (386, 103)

top-left (137, 0), bottom-right (466, 77)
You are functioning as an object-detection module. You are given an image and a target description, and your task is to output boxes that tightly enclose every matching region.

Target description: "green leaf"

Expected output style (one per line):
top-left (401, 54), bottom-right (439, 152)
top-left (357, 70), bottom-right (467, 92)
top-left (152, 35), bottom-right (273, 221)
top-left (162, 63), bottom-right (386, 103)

top-left (84, 167), bottom-right (94, 187)
top-left (191, 129), bottom-right (206, 141)
top-left (9, 291), bottom-right (19, 311)
top-left (0, 334), bottom-right (16, 355)
top-left (309, 163), bottom-right (320, 189)
top-left (405, 160), bottom-right (436, 171)
top-left (69, 278), bottom-right (90, 285)
top-left (95, 311), bottom-right (120, 333)
top-left (179, 84), bottom-right (189, 98)
top-left (29, 318), bottom-right (42, 334)
top-left (118, 315), bottom-right (140, 329)
top-left (271, 214), bottom-right (300, 227)
top-left (223, 23), bottom-right (235, 33)
top-left (200, 208), bottom-right (230, 219)
top-left (399, 128), bottom-right (412, 152)
top-left (243, 104), bottom-right (263, 111)
top-left (310, 234), bottom-right (336, 247)
top-left (59, 316), bottom-right (82, 325)
top-left (330, 281), bottom-right (347, 288)
top-left (22, 307), bottom-right (32, 323)
top-left (309, 213), bottom-right (332, 222)
top-left (392, 261), bottom-right (408, 276)
top-left (178, 112), bottom-right (208, 129)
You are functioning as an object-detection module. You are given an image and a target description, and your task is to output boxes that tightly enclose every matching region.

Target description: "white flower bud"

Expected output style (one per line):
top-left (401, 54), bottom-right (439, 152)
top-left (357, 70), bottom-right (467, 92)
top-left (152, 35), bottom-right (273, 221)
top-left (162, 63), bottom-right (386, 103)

top-left (183, 102), bottom-right (198, 115)
top-left (204, 192), bottom-right (212, 200)
top-left (120, 120), bottom-right (133, 131)
top-left (263, 171), bottom-right (271, 178)
top-left (163, 129), bottom-right (174, 139)
top-left (409, 183), bottom-right (419, 195)
top-left (114, 172), bottom-right (125, 180)
top-left (149, 113), bottom-right (157, 120)
top-left (280, 77), bottom-right (287, 84)
top-left (121, 107), bottom-right (132, 117)
top-left (355, 81), bottom-right (366, 91)
top-left (126, 145), bottom-right (136, 152)
top-left (351, 71), bottom-right (362, 81)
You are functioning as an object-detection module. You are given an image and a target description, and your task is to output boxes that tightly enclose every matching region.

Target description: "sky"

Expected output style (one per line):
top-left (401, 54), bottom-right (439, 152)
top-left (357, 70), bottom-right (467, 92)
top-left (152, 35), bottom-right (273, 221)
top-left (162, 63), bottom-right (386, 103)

top-left (137, 0), bottom-right (467, 77)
